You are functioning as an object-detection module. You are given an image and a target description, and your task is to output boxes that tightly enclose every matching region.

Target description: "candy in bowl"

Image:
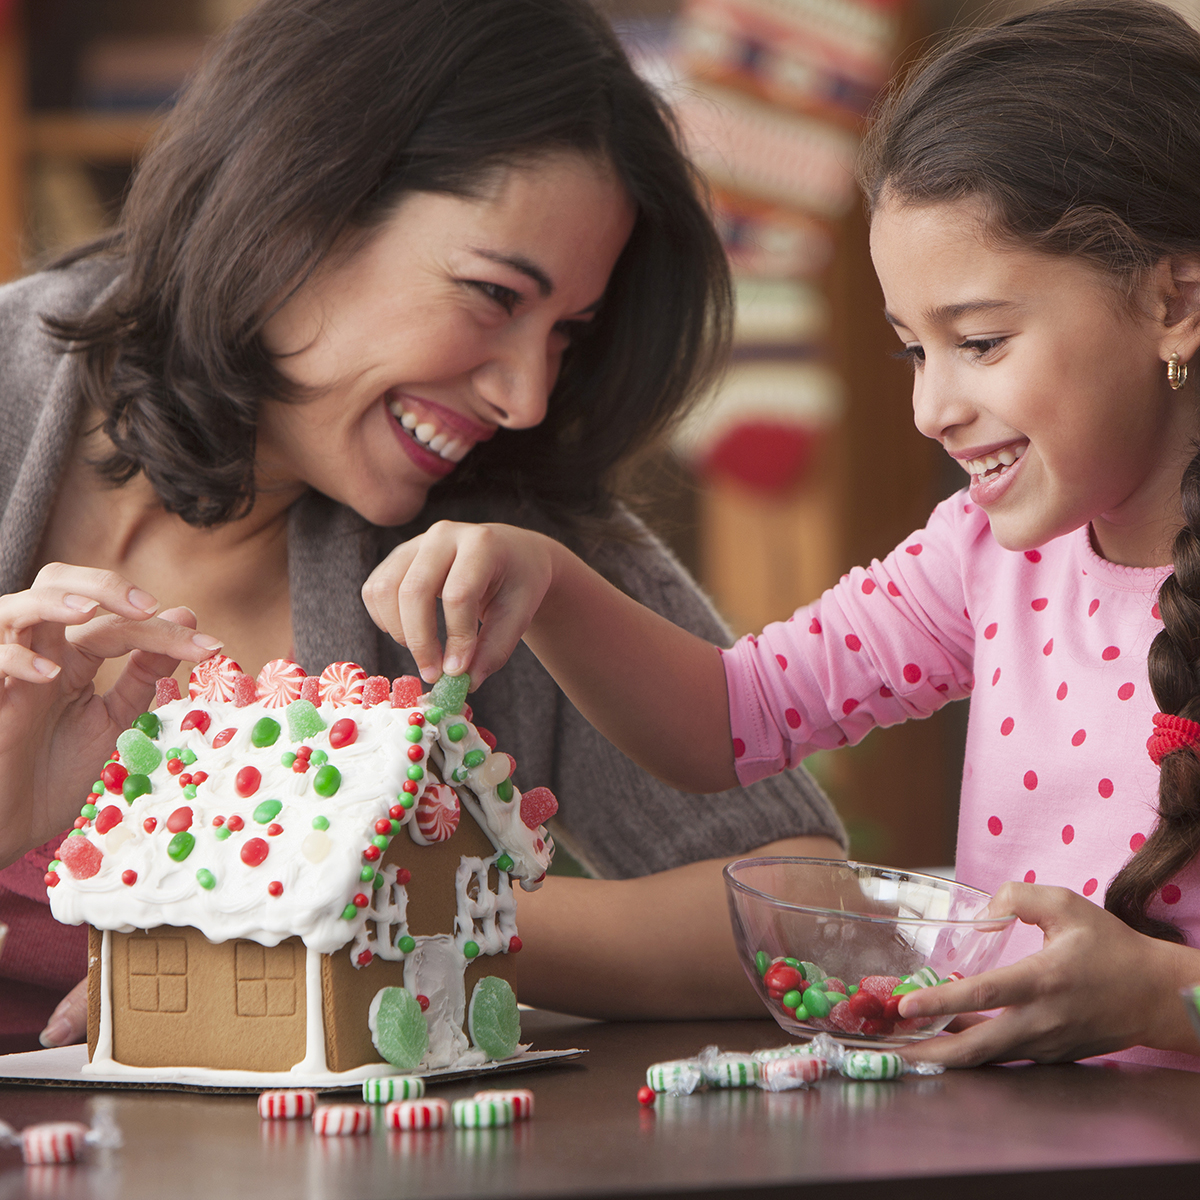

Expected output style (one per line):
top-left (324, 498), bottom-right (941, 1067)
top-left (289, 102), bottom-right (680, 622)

top-left (724, 857), bottom-right (1016, 1046)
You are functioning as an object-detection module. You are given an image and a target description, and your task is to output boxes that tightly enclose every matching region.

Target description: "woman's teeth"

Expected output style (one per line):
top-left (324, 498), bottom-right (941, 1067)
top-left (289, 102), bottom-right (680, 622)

top-left (395, 406), bottom-right (469, 462)
top-left (965, 443), bottom-right (1026, 479)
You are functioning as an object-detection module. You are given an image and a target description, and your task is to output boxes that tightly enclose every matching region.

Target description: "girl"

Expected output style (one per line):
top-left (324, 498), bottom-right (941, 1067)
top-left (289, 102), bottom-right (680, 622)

top-left (0, 0), bottom-right (845, 1052)
top-left (373, 0), bottom-right (1200, 1068)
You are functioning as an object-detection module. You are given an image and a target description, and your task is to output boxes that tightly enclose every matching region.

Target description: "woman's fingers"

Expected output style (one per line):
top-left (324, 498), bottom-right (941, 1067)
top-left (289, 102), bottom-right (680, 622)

top-left (0, 642), bottom-right (64, 682)
top-left (66, 611), bottom-right (222, 664)
top-left (103, 607), bottom-right (206, 729)
top-left (27, 562), bottom-right (161, 621)
top-left (39, 978), bottom-right (88, 1048)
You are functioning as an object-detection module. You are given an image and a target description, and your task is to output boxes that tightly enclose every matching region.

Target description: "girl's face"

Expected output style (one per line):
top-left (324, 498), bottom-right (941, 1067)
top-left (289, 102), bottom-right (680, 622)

top-left (258, 152), bottom-right (636, 526)
top-left (870, 197), bottom-right (1200, 566)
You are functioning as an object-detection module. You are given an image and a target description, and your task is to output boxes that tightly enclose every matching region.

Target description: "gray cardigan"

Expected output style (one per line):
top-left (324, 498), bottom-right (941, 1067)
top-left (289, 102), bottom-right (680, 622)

top-left (0, 261), bottom-right (846, 880)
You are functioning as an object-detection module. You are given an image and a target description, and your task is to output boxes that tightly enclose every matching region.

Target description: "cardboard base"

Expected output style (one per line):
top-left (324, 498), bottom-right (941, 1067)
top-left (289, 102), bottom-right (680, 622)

top-left (0, 1043), bottom-right (584, 1094)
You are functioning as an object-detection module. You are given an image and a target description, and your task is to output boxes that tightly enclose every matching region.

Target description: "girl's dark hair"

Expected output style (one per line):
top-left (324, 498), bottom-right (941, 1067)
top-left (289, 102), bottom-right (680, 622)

top-left (858, 0), bottom-right (1200, 943)
top-left (53, 0), bottom-right (730, 529)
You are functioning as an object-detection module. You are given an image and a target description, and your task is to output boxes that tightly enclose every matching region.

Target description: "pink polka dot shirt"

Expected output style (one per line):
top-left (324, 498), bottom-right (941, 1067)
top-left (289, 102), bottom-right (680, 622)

top-left (723, 490), bottom-right (1200, 1069)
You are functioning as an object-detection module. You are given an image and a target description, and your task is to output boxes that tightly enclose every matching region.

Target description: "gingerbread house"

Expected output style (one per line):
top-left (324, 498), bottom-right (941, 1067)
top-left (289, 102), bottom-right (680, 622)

top-left (46, 657), bottom-right (556, 1080)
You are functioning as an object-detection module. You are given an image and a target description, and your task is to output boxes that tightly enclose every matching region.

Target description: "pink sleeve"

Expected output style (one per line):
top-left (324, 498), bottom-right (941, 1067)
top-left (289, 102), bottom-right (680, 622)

top-left (723, 493), bottom-right (981, 785)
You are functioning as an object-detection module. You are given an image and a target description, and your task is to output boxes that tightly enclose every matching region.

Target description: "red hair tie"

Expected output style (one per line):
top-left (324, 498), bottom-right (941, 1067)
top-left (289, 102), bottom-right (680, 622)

top-left (1147, 712), bottom-right (1200, 766)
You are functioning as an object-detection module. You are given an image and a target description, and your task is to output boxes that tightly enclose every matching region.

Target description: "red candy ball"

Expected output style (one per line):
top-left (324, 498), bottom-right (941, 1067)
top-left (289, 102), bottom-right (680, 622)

top-left (389, 805), bottom-right (405, 821)
top-left (407, 746), bottom-right (424, 763)
top-left (268, 881), bottom-right (284, 897)
top-left (374, 818), bottom-right (392, 836)
top-left (142, 817), bottom-right (157, 833)
top-left (416, 994), bottom-right (430, 1012)
top-left (122, 869), bottom-right (137, 887)
top-left (95, 805), bottom-right (123, 835)
top-left (637, 1086), bottom-right (656, 1107)
top-left (240, 838), bottom-right (269, 867)
top-left (180, 709), bottom-right (211, 734)
top-left (212, 727), bottom-right (236, 748)
top-left (167, 806), bottom-right (193, 833)
top-left (235, 766), bottom-right (261, 798)
top-left (363, 845), bottom-right (381, 862)
top-left (329, 718), bottom-right (358, 749)
top-left (353, 893), bottom-right (369, 908)
top-left (508, 936), bottom-right (523, 954)
top-left (226, 815), bottom-right (245, 832)
top-left (166, 758), bottom-right (184, 775)
top-left (101, 762), bottom-right (128, 794)
top-left (408, 712), bottom-right (425, 726)
top-left (267, 823), bottom-right (283, 837)
top-left (396, 868), bottom-right (412, 886)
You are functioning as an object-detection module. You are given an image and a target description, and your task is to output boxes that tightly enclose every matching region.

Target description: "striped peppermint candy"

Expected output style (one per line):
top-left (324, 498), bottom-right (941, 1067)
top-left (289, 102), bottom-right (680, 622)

top-left (258, 1090), bottom-right (316, 1119)
top-left (255, 660), bottom-right (307, 708)
top-left (319, 662), bottom-right (367, 706)
top-left (474, 1089), bottom-right (533, 1120)
top-left (188, 654), bottom-right (243, 702)
top-left (312, 1105), bottom-right (373, 1136)
top-left (20, 1122), bottom-right (89, 1165)
top-left (385, 1097), bottom-right (450, 1131)
top-left (363, 1076), bottom-right (424, 1104)
top-left (452, 1097), bottom-right (513, 1128)
top-left (411, 784), bottom-right (460, 844)
top-left (758, 1056), bottom-right (828, 1090)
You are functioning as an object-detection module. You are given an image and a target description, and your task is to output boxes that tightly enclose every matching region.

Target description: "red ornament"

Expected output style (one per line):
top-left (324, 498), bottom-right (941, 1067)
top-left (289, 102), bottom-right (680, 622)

top-left (416, 994), bottom-right (430, 1012)
top-left (122, 869), bottom-right (137, 887)
top-left (101, 762), bottom-right (128, 794)
top-left (363, 846), bottom-right (381, 862)
top-left (267, 823), bottom-right (283, 837)
top-left (408, 712), bottom-right (425, 727)
top-left (167, 807), bottom-right (194, 833)
top-left (95, 805), bottom-right (123, 835)
top-left (226, 815), bottom-right (245, 832)
top-left (407, 746), bottom-right (424, 762)
top-left (637, 1086), bottom-right (656, 1107)
top-left (235, 766), bottom-right (261, 797)
top-left (212, 727), bottom-right (237, 748)
top-left (374, 818), bottom-right (392, 836)
top-left (268, 881), bottom-right (284, 897)
top-left (143, 817), bottom-right (157, 833)
top-left (240, 838), bottom-right (269, 867)
top-left (166, 758), bottom-right (184, 775)
top-left (389, 805), bottom-right (405, 820)
top-left (508, 936), bottom-right (523, 954)
top-left (180, 709), bottom-right (211, 734)
top-left (357, 949), bottom-right (373, 966)
top-left (353, 893), bottom-right (369, 908)
top-left (329, 718), bottom-right (358, 749)
top-left (396, 868), bottom-right (412, 886)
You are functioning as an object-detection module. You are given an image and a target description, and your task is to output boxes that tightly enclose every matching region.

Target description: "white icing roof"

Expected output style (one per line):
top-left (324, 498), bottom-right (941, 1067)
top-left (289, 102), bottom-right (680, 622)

top-left (48, 689), bottom-right (554, 954)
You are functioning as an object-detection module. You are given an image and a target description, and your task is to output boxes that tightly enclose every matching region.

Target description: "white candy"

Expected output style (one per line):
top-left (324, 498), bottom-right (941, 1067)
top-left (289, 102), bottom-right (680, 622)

top-left (20, 1123), bottom-right (89, 1165)
top-left (646, 1059), bottom-right (703, 1095)
top-left (701, 1053), bottom-right (759, 1088)
top-left (840, 1050), bottom-right (904, 1081)
top-left (312, 1105), bottom-right (373, 1135)
top-left (386, 1098), bottom-right (450, 1130)
top-left (905, 966), bottom-right (940, 989)
top-left (475, 752), bottom-right (512, 788)
top-left (752, 1043), bottom-right (824, 1064)
top-left (258, 1090), bottom-right (316, 1119)
top-left (474, 1089), bottom-right (533, 1119)
top-left (758, 1056), bottom-right (829, 1090)
top-left (363, 1076), bottom-right (424, 1104)
top-left (452, 1097), bottom-right (514, 1128)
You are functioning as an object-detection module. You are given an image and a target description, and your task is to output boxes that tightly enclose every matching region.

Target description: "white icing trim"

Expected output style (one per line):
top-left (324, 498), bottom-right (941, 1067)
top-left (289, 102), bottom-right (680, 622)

top-left (85, 929), bottom-right (114, 1071)
top-left (291, 943), bottom-right (329, 1076)
top-left (454, 855), bottom-right (517, 957)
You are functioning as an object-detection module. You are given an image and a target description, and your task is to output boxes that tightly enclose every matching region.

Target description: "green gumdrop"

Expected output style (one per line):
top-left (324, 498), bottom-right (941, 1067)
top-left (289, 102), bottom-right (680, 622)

top-left (123, 774), bottom-right (152, 804)
top-left (314, 764), bottom-right (342, 797)
top-left (468, 976), bottom-right (522, 1061)
top-left (253, 799), bottom-right (283, 824)
top-left (801, 986), bottom-right (831, 1019)
top-left (800, 961), bottom-right (826, 984)
top-left (132, 712), bottom-right (160, 739)
top-left (369, 987), bottom-right (429, 1070)
top-left (755, 950), bottom-right (770, 977)
top-left (286, 699), bottom-right (327, 741)
top-left (251, 717), bottom-right (281, 748)
top-left (168, 832), bottom-right (195, 862)
top-left (428, 672), bottom-right (471, 715)
top-left (117, 729), bottom-right (162, 776)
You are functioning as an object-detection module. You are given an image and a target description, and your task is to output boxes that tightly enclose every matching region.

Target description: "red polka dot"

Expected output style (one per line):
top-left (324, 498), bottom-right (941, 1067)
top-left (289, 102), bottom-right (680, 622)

top-left (1043, 639), bottom-right (1054, 656)
top-left (1152, 601), bottom-right (1161, 620)
top-left (963, 608), bottom-right (970, 620)
top-left (1098, 778), bottom-right (1114, 798)
top-left (1056, 682), bottom-right (1068, 700)
top-left (1024, 870), bottom-right (1036, 883)
top-left (1071, 729), bottom-right (1086, 747)
top-left (862, 579), bottom-right (876, 595)
top-left (1130, 832), bottom-right (1146, 852)
top-left (965, 503), bottom-right (975, 513)
top-left (1024, 770), bottom-right (1038, 790)
top-left (732, 739), bottom-right (745, 758)
top-left (888, 582), bottom-right (901, 597)
top-left (837, 736), bottom-right (847, 746)
top-left (1061, 824), bottom-right (1074, 844)
top-left (1117, 682), bottom-right (1135, 701)
top-left (1031, 597), bottom-right (1048, 611)
top-left (1102, 646), bottom-right (1120, 661)
top-left (1082, 878), bottom-right (1098, 897)
top-left (845, 634), bottom-right (862, 652)
top-left (1163, 883), bottom-right (1182, 905)
top-left (879, 685), bottom-right (893, 699)
top-left (984, 623), bottom-right (998, 639)
top-left (987, 815), bottom-right (1003, 836)
top-left (809, 618), bottom-right (822, 634)
top-left (776, 654), bottom-right (788, 671)
top-left (785, 708), bottom-right (802, 729)
top-left (1000, 717), bottom-right (1014, 736)
top-left (842, 698), bottom-right (859, 715)
top-left (902, 663), bottom-right (922, 684)
top-left (1025, 550), bottom-right (1042, 563)
top-left (1088, 599), bottom-right (1100, 617)
top-left (906, 544), bottom-right (923, 555)
top-left (992, 668), bottom-right (1001, 686)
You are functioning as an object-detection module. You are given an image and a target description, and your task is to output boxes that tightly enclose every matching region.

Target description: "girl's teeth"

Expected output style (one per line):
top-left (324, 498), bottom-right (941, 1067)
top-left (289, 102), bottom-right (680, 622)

top-left (428, 433), bottom-right (448, 453)
top-left (400, 411), bottom-right (418, 431)
top-left (391, 400), bottom-right (474, 462)
top-left (442, 440), bottom-right (468, 462)
top-left (414, 422), bottom-right (437, 444)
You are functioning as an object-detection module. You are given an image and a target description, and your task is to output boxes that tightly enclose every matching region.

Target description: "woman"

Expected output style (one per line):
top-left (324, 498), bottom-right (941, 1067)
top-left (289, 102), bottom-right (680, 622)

top-left (0, 0), bottom-right (845, 1052)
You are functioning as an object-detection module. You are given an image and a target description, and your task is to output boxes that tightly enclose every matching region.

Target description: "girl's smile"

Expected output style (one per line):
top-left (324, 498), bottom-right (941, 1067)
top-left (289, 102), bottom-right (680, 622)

top-left (870, 198), bottom-right (1200, 567)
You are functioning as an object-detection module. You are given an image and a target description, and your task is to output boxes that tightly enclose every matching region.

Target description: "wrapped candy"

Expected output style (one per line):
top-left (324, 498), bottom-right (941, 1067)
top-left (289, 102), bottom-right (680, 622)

top-left (0, 1111), bottom-right (122, 1165)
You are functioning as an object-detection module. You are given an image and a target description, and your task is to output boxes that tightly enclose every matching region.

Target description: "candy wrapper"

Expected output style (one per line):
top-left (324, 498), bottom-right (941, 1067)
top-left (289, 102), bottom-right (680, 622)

top-left (0, 1111), bottom-right (122, 1165)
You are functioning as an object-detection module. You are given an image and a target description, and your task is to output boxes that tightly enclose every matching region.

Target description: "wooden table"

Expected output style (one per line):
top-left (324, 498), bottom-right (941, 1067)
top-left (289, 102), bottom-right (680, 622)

top-left (3, 1010), bottom-right (1200, 1198)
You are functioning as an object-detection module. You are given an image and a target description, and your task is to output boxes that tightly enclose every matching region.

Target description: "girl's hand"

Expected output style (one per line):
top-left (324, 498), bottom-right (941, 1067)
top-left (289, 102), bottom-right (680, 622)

top-left (362, 521), bottom-right (559, 686)
top-left (897, 882), bottom-right (1190, 1066)
top-left (0, 563), bottom-right (223, 864)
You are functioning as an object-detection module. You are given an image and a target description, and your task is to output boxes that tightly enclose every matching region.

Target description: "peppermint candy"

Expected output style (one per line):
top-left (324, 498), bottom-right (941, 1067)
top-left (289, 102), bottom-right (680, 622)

top-left (319, 662), bottom-right (368, 706)
top-left (410, 784), bottom-right (460, 845)
top-left (258, 1090), bottom-right (316, 1119)
top-left (840, 1050), bottom-right (904, 1081)
top-left (700, 1051), bottom-right (759, 1088)
top-left (20, 1122), bottom-right (90, 1165)
top-left (312, 1105), bottom-right (373, 1136)
top-left (256, 660), bottom-right (306, 708)
top-left (646, 1059), bottom-right (703, 1095)
top-left (452, 1097), bottom-right (514, 1128)
top-left (363, 1076), bottom-right (425, 1104)
top-left (385, 1098), bottom-right (450, 1130)
top-left (474, 1089), bottom-right (533, 1120)
top-left (188, 654), bottom-right (243, 702)
top-left (758, 1056), bottom-right (829, 1091)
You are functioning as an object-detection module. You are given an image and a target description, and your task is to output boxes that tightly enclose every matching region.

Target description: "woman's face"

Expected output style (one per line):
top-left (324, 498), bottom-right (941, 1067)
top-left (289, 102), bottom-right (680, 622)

top-left (259, 152), bottom-right (636, 526)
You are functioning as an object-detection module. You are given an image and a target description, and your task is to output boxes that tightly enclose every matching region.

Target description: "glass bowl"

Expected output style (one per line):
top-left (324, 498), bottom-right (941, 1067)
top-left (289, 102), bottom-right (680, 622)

top-left (724, 857), bottom-right (1016, 1046)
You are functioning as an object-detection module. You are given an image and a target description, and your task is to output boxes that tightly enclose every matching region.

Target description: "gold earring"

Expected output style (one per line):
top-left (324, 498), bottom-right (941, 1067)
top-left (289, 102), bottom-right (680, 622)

top-left (1169, 353), bottom-right (1189, 390)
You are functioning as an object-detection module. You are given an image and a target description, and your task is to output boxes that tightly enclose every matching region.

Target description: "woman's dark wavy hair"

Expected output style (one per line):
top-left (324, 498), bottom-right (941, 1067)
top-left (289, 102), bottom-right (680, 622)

top-left (52, 0), bottom-right (730, 530)
top-left (858, 0), bottom-right (1200, 943)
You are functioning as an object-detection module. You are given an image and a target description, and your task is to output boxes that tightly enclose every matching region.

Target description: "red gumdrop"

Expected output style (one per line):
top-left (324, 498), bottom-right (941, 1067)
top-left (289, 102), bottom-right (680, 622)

top-left (212, 727), bottom-right (237, 748)
top-left (299, 676), bottom-right (322, 704)
top-left (882, 995), bottom-right (902, 1020)
top-left (240, 838), bottom-right (268, 867)
top-left (859, 975), bottom-right (903, 1002)
top-left (519, 786), bottom-right (558, 830)
top-left (476, 727), bottom-right (498, 751)
top-left (823, 979), bottom-right (847, 995)
top-left (102, 762), bottom-right (128, 794)
top-left (416, 994), bottom-right (430, 1012)
top-left (226, 815), bottom-right (244, 832)
top-left (508, 936), bottom-right (523, 953)
top-left (95, 805), bottom-right (124, 836)
top-left (392, 676), bottom-right (423, 708)
top-left (233, 674), bottom-right (258, 707)
top-left (362, 676), bottom-right (390, 708)
top-left (462, 703), bottom-right (473, 722)
top-left (505, 753), bottom-right (517, 777)
top-left (167, 807), bottom-right (193, 833)
top-left (848, 988), bottom-right (883, 1019)
top-left (829, 1000), bottom-right (864, 1034)
top-left (180, 709), bottom-right (211, 734)
top-left (762, 963), bottom-right (804, 995)
top-left (861, 1017), bottom-right (896, 1036)
top-left (57, 836), bottom-right (103, 880)
top-left (637, 1086), bottom-right (656, 1107)
top-left (155, 677), bottom-right (182, 705)
top-left (235, 766), bottom-right (261, 797)
top-left (329, 718), bottom-right (358, 749)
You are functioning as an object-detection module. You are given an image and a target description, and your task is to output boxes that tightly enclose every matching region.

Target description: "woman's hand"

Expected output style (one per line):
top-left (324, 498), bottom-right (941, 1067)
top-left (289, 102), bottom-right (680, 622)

top-left (897, 881), bottom-right (1200, 1066)
top-left (0, 563), bottom-right (222, 864)
top-left (362, 522), bottom-right (559, 686)
top-left (39, 978), bottom-right (87, 1048)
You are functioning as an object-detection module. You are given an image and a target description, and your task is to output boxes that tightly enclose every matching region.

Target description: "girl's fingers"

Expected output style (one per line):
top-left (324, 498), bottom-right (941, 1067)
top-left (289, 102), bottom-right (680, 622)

top-left (0, 642), bottom-right (63, 682)
top-left (362, 543), bottom-right (421, 644)
top-left (27, 562), bottom-right (162, 621)
top-left (898, 958), bottom-right (1041, 1020)
top-left (66, 612), bottom-right (223, 664)
top-left (102, 608), bottom-right (201, 729)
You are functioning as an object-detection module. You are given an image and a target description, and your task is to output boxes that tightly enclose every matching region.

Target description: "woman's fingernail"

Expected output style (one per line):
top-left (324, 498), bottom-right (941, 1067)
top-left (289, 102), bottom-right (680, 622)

top-left (63, 594), bottom-right (98, 613)
top-left (443, 655), bottom-right (463, 675)
top-left (192, 634), bottom-right (224, 651)
top-left (128, 588), bottom-right (158, 613)
top-left (33, 657), bottom-right (60, 678)
top-left (39, 1014), bottom-right (71, 1047)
